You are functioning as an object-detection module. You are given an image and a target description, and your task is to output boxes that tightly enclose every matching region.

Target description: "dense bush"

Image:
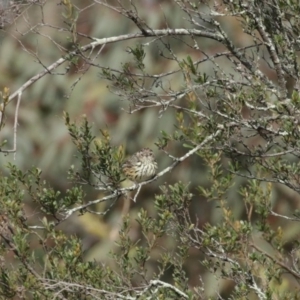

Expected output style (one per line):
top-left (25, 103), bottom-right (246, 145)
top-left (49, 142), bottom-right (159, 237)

top-left (0, 0), bottom-right (300, 299)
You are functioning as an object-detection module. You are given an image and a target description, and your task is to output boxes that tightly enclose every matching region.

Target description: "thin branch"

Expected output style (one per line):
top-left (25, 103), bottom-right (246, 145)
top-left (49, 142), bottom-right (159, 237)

top-left (251, 243), bottom-right (300, 280)
top-left (132, 184), bottom-right (142, 203)
top-left (270, 211), bottom-right (300, 222)
top-left (143, 280), bottom-right (188, 299)
top-left (8, 28), bottom-right (224, 104)
top-left (247, 7), bottom-right (286, 97)
top-left (0, 91), bottom-right (22, 154)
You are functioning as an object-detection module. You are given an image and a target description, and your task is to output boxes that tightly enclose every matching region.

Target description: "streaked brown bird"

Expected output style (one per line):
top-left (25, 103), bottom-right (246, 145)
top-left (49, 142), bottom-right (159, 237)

top-left (122, 148), bottom-right (158, 182)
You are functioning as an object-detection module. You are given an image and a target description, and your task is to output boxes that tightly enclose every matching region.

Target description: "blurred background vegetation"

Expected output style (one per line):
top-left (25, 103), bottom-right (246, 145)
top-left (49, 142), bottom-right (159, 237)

top-left (0, 0), bottom-right (299, 298)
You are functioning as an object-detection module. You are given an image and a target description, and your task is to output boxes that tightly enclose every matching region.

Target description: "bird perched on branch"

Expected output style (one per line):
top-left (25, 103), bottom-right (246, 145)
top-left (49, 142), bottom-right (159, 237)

top-left (122, 148), bottom-right (157, 182)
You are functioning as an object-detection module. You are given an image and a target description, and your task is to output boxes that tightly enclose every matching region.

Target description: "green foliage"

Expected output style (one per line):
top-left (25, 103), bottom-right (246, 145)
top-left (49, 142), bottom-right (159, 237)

top-left (128, 44), bottom-right (146, 71)
top-left (65, 112), bottom-right (123, 188)
top-left (2, 0), bottom-right (300, 299)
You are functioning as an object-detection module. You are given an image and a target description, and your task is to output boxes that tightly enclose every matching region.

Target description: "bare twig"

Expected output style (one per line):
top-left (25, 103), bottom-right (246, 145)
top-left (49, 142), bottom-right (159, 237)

top-left (8, 28), bottom-right (224, 105)
top-left (0, 91), bottom-right (22, 155)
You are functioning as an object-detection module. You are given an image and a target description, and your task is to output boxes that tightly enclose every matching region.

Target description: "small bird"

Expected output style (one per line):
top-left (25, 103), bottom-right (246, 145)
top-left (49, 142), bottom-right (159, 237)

top-left (122, 148), bottom-right (158, 182)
